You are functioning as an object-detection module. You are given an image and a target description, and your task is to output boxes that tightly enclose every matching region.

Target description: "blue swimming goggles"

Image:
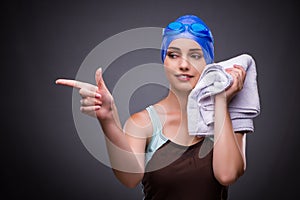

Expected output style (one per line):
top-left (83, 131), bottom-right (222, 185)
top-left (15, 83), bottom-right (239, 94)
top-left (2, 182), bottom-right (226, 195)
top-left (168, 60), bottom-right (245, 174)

top-left (163, 21), bottom-right (213, 42)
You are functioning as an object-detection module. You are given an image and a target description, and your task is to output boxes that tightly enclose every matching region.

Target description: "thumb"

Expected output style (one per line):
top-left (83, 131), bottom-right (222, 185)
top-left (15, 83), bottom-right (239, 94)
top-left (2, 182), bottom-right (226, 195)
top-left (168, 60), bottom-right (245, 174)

top-left (95, 67), bottom-right (106, 88)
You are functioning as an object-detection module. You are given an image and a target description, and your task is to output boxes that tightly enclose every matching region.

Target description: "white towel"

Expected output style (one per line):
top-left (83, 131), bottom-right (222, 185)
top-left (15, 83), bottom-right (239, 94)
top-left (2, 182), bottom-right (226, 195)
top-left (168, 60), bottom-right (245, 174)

top-left (187, 54), bottom-right (260, 136)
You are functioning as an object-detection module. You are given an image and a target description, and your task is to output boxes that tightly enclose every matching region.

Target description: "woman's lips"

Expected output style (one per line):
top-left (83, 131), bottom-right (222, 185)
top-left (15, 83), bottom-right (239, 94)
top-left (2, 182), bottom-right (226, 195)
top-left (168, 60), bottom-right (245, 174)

top-left (175, 74), bottom-right (194, 81)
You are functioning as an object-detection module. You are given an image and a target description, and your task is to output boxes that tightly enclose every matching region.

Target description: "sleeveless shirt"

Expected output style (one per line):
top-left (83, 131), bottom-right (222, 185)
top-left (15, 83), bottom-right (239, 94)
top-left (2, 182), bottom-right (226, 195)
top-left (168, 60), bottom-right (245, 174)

top-left (142, 106), bottom-right (228, 200)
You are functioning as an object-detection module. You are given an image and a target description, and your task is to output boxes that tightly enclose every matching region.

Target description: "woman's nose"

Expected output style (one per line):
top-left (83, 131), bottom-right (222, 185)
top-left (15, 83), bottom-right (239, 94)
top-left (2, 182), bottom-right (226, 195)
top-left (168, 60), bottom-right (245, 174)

top-left (179, 57), bottom-right (190, 71)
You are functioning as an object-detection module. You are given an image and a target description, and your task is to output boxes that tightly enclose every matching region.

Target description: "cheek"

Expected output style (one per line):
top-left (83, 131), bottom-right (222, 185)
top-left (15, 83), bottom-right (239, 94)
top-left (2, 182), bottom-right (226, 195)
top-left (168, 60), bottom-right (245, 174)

top-left (196, 60), bottom-right (207, 73)
top-left (164, 57), bottom-right (177, 67)
top-left (163, 59), bottom-right (178, 74)
top-left (163, 66), bottom-right (171, 75)
top-left (191, 64), bottom-right (205, 76)
top-left (198, 68), bottom-right (205, 76)
top-left (163, 64), bottom-right (174, 78)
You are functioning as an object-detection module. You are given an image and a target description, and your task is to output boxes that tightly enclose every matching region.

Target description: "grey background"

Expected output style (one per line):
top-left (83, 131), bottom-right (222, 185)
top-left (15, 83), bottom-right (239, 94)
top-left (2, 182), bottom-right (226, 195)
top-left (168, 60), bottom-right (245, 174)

top-left (2, 0), bottom-right (299, 199)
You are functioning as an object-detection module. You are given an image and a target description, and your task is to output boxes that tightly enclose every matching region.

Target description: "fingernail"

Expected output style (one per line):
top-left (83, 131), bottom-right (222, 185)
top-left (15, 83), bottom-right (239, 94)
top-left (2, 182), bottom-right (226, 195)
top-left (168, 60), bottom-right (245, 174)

top-left (95, 106), bottom-right (101, 110)
top-left (95, 93), bottom-right (101, 98)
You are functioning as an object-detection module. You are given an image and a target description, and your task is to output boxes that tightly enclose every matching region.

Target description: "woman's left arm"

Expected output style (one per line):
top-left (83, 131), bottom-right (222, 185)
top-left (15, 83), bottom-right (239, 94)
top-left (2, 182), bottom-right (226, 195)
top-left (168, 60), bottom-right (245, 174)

top-left (213, 65), bottom-right (247, 186)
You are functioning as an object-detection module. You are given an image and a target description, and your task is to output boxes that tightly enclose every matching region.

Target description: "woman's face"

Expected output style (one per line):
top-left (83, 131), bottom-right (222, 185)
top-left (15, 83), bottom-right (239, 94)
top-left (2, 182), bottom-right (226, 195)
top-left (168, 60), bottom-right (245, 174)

top-left (163, 38), bottom-right (207, 93)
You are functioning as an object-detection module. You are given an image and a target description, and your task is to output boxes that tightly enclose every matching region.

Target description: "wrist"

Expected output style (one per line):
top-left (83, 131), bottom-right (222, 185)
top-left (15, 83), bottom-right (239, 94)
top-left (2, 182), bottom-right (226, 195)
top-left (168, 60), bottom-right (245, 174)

top-left (215, 92), bottom-right (227, 102)
top-left (98, 101), bottom-right (121, 126)
top-left (216, 91), bottom-right (233, 104)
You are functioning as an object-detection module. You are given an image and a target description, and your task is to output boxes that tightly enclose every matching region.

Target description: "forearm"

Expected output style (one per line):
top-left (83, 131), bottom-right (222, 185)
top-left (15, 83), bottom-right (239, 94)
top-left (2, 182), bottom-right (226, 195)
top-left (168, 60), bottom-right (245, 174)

top-left (56, 70), bottom-right (144, 187)
top-left (100, 119), bottom-right (144, 173)
top-left (98, 103), bottom-right (144, 187)
top-left (213, 93), bottom-right (246, 185)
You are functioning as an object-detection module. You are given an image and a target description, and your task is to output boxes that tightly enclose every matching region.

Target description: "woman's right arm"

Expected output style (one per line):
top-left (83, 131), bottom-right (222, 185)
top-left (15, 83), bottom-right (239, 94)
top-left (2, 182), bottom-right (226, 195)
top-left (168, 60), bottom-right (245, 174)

top-left (98, 104), bottom-right (149, 188)
top-left (56, 68), bottom-right (150, 188)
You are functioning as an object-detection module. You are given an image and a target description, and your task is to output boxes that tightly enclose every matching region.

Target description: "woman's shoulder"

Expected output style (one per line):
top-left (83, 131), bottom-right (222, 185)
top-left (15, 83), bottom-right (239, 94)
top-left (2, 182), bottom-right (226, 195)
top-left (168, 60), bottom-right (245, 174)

top-left (130, 100), bottom-right (165, 122)
top-left (124, 107), bottom-right (153, 139)
top-left (131, 108), bottom-right (152, 126)
top-left (124, 100), bottom-right (166, 137)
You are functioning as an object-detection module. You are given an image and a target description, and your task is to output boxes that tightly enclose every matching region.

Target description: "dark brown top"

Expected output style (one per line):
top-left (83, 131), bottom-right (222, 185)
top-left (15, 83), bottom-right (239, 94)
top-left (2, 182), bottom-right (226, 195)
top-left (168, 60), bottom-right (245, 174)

top-left (142, 139), bottom-right (228, 200)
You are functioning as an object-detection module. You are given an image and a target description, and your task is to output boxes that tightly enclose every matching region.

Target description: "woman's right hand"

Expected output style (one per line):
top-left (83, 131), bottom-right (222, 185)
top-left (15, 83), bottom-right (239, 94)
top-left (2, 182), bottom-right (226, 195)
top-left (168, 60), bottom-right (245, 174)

top-left (56, 68), bottom-right (114, 120)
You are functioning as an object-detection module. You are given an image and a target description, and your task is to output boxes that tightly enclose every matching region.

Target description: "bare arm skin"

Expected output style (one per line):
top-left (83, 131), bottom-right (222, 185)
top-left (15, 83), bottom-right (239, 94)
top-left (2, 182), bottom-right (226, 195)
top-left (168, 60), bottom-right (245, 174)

top-left (56, 68), bottom-right (149, 188)
top-left (56, 64), bottom-right (247, 187)
top-left (213, 65), bottom-right (247, 186)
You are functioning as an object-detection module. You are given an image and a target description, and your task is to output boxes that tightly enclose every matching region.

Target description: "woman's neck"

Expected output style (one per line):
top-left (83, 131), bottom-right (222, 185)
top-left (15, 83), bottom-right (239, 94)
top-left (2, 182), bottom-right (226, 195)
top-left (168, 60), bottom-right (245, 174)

top-left (162, 89), bottom-right (190, 113)
top-left (156, 89), bottom-right (203, 146)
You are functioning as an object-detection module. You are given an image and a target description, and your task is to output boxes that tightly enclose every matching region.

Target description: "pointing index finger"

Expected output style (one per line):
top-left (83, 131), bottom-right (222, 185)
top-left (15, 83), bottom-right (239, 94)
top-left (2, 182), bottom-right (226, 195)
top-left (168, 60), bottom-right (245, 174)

top-left (55, 79), bottom-right (84, 89)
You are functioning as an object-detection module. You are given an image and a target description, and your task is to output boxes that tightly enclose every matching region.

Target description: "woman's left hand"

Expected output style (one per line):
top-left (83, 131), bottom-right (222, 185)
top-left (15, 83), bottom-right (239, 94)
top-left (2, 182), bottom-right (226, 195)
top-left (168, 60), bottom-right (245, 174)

top-left (224, 65), bottom-right (246, 103)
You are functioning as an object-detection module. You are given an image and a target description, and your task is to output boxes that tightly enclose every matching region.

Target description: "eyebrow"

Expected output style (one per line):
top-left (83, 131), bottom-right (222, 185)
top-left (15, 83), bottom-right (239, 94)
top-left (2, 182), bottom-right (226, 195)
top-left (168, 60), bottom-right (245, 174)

top-left (167, 47), bottom-right (181, 51)
top-left (167, 47), bottom-right (203, 52)
top-left (189, 48), bottom-right (203, 52)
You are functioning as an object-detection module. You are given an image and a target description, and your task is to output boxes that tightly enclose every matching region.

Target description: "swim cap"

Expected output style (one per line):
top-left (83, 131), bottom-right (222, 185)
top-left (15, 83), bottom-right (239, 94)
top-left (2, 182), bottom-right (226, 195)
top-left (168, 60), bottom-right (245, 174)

top-left (161, 15), bottom-right (214, 64)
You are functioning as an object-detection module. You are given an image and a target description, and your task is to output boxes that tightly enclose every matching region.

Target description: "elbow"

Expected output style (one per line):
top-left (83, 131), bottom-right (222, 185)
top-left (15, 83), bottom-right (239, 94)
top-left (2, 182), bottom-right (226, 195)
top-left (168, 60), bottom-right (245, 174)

top-left (215, 173), bottom-right (238, 186)
top-left (122, 180), bottom-right (140, 189)
top-left (214, 168), bottom-right (245, 186)
top-left (113, 170), bottom-right (142, 189)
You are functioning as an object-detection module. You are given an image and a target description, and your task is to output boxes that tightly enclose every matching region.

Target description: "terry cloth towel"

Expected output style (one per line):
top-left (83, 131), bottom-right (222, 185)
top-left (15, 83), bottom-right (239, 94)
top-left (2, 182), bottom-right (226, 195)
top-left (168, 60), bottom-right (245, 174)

top-left (187, 54), bottom-right (260, 136)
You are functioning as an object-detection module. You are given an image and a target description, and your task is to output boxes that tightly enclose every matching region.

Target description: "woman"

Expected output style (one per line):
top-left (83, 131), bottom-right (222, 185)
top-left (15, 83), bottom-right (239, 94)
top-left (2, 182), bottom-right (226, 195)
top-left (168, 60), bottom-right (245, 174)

top-left (56, 15), bottom-right (246, 199)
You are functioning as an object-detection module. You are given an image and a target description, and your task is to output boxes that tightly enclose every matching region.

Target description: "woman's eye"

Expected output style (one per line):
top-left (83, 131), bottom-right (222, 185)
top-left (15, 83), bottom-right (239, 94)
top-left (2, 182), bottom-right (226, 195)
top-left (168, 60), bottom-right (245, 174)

top-left (167, 52), bottom-right (179, 59)
top-left (191, 54), bottom-right (202, 59)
